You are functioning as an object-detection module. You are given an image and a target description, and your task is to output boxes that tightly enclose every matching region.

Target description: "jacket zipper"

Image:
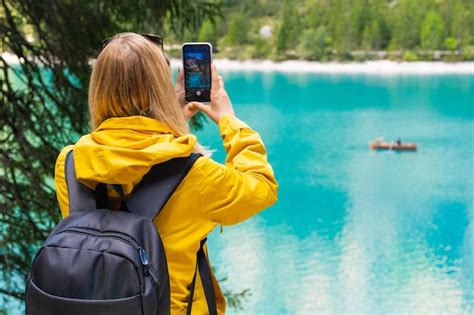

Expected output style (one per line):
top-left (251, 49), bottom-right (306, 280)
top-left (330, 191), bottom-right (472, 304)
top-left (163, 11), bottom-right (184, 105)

top-left (59, 227), bottom-right (158, 283)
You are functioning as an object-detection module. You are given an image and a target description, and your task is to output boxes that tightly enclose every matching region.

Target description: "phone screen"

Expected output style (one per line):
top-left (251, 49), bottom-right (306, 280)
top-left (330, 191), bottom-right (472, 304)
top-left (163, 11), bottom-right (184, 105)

top-left (183, 43), bottom-right (212, 102)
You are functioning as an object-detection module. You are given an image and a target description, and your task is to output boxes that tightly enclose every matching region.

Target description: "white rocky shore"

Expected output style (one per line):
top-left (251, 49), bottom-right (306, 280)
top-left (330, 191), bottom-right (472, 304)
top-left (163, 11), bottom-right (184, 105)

top-left (171, 58), bottom-right (474, 75)
top-left (3, 52), bottom-right (474, 75)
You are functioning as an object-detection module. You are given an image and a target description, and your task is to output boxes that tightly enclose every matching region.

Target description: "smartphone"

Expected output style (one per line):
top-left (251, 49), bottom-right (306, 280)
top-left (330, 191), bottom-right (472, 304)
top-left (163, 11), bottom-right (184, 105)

top-left (182, 42), bottom-right (212, 103)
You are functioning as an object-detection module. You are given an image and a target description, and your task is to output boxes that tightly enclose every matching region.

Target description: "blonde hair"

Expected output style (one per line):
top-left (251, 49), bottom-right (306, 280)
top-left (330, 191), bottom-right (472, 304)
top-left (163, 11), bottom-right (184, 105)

top-left (88, 32), bottom-right (190, 137)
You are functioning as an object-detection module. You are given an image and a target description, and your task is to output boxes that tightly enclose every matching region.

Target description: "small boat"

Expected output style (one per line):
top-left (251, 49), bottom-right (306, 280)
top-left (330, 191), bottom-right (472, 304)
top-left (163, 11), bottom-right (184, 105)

top-left (369, 137), bottom-right (417, 151)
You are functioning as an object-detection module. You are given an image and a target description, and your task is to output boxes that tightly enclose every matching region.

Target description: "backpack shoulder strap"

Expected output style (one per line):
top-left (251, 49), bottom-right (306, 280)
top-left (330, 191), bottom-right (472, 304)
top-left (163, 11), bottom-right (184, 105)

top-left (65, 150), bottom-right (96, 214)
top-left (126, 153), bottom-right (202, 220)
top-left (187, 238), bottom-right (217, 315)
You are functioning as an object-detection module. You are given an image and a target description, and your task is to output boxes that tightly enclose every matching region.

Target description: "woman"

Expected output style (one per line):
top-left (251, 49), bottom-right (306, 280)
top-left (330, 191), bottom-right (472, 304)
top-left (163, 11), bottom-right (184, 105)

top-left (54, 33), bottom-right (278, 314)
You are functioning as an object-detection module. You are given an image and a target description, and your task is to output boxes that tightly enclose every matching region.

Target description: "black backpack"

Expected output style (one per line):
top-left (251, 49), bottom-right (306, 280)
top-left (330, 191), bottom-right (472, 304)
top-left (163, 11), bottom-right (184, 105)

top-left (25, 151), bottom-right (217, 315)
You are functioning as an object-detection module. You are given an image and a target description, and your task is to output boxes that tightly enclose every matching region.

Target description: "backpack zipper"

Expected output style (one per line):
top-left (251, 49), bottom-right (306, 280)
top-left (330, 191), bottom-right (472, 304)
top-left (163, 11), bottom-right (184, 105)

top-left (59, 227), bottom-right (158, 283)
top-left (137, 248), bottom-right (159, 285)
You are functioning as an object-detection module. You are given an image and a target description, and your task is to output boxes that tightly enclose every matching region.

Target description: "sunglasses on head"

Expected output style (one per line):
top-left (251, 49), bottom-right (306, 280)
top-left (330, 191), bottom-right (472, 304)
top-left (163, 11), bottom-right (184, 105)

top-left (101, 33), bottom-right (164, 52)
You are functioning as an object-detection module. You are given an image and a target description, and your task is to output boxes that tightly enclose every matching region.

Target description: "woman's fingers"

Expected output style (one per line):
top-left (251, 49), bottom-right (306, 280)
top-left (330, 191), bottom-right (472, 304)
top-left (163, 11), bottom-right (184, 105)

top-left (187, 102), bottom-right (210, 115)
top-left (211, 64), bottom-right (220, 92)
top-left (177, 67), bottom-right (184, 86)
top-left (218, 75), bottom-right (225, 90)
top-left (175, 67), bottom-right (187, 106)
top-left (187, 101), bottom-right (218, 122)
top-left (183, 103), bottom-right (197, 120)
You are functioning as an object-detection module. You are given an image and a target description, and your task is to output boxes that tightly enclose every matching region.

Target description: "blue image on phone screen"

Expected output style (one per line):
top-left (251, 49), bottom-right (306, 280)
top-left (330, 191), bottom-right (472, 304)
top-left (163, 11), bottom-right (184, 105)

top-left (183, 45), bottom-right (211, 102)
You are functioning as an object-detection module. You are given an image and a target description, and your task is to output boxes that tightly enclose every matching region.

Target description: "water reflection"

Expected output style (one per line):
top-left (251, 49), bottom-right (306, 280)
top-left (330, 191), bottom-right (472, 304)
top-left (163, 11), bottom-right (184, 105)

top-left (200, 72), bottom-right (473, 314)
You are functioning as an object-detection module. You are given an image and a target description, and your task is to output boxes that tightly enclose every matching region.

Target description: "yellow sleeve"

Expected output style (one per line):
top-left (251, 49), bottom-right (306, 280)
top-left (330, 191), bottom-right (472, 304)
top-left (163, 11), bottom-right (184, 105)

top-left (198, 115), bottom-right (278, 226)
top-left (54, 145), bottom-right (74, 218)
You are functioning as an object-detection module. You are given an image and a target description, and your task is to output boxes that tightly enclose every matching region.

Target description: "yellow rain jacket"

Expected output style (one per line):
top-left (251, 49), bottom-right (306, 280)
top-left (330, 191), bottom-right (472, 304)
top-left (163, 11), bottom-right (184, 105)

top-left (54, 115), bottom-right (278, 314)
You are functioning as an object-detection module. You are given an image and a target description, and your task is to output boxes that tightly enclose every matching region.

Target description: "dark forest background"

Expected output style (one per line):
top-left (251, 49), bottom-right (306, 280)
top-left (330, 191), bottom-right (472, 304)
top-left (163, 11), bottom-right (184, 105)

top-left (0, 1), bottom-right (251, 313)
top-left (174, 0), bottom-right (473, 61)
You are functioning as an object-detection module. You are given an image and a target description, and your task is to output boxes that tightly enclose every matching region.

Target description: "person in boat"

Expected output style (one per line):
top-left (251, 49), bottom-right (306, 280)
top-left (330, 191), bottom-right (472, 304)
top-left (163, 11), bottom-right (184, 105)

top-left (395, 138), bottom-right (402, 146)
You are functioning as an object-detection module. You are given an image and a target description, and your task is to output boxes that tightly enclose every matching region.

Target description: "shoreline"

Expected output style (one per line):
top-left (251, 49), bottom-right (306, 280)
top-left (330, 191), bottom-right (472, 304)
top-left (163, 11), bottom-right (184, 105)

top-left (3, 52), bottom-right (474, 75)
top-left (171, 58), bottom-right (474, 75)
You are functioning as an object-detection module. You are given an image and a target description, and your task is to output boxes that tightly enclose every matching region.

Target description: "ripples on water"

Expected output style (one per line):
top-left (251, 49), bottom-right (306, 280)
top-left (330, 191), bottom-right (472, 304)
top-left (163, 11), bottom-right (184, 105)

top-left (195, 73), bottom-right (474, 314)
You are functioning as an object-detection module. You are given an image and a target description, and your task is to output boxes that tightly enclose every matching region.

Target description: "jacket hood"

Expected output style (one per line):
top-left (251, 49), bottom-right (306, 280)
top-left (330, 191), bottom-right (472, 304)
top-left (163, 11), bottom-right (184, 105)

top-left (73, 116), bottom-right (197, 193)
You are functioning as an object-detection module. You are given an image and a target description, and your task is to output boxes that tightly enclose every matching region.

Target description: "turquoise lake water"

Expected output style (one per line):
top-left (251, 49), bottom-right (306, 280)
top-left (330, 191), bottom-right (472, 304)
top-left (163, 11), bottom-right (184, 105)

top-left (194, 72), bottom-right (474, 314)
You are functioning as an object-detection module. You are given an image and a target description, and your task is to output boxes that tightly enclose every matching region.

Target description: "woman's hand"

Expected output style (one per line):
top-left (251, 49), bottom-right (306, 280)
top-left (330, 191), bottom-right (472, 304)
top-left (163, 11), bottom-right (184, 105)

top-left (184, 64), bottom-right (235, 124)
